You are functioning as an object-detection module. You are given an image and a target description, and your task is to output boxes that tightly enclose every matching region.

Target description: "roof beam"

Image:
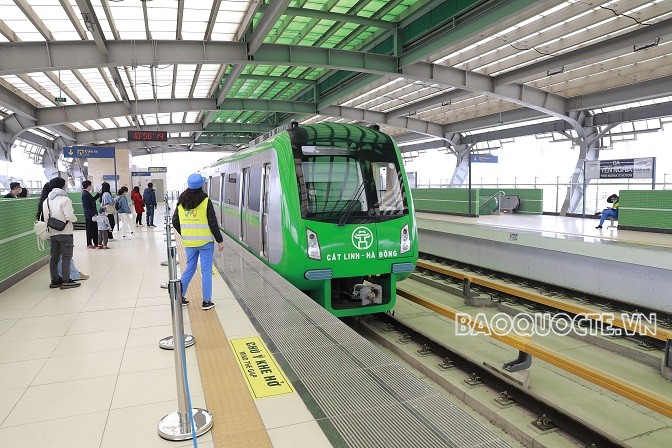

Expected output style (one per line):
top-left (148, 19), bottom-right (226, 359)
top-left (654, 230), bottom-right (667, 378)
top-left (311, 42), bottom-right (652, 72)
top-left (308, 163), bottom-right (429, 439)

top-left (216, 0), bottom-right (292, 105)
top-left (34, 98), bottom-right (317, 126)
top-left (0, 41), bottom-right (398, 76)
top-left (401, 62), bottom-right (584, 136)
top-left (496, 18), bottom-right (672, 86)
top-left (75, 123), bottom-right (204, 145)
top-left (445, 108), bottom-right (547, 133)
top-left (116, 137), bottom-right (249, 151)
top-left (260, 4), bottom-right (397, 30)
top-left (14, 0), bottom-right (54, 41)
top-left (387, 89), bottom-right (472, 118)
top-left (0, 82), bottom-right (37, 120)
top-left (567, 76), bottom-right (672, 111)
top-left (319, 105), bottom-right (445, 138)
top-left (238, 74), bottom-right (317, 85)
top-left (203, 123), bottom-right (277, 133)
top-left (196, 135), bottom-right (261, 145)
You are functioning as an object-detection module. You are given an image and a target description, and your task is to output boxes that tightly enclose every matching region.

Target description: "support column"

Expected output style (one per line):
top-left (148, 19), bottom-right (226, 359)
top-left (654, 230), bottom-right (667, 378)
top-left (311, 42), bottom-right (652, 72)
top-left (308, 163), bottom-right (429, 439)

top-left (447, 134), bottom-right (474, 187)
top-left (87, 148), bottom-right (133, 190)
top-left (560, 111), bottom-right (608, 215)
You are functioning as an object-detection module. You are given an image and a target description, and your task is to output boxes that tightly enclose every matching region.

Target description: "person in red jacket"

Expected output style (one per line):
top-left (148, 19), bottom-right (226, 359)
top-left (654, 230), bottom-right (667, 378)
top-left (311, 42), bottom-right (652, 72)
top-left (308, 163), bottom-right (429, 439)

top-left (131, 186), bottom-right (145, 226)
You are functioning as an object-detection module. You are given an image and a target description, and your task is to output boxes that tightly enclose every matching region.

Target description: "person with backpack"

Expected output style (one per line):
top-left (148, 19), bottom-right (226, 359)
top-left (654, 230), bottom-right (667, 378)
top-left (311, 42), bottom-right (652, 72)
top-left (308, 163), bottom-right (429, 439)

top-left (143, 182), bottom-right (157, 227)
top-left (36, 184), bottom-right (88, 282)
top-left (115, 186), bottom-right (134, 238)
top-left (41, 177), bottom-right (80, 289)
top-left (100, 182), bottom-right (115, 239)
top-left (172, 173), bottom-right (224, 310)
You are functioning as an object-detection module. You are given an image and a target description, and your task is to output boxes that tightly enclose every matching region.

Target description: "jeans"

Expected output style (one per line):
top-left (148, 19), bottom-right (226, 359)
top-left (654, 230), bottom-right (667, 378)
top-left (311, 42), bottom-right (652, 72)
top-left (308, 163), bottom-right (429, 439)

top-left (57, 257), bottom-right (80, 280)
top-left (146, 205), bottom-right (155, 226)
top-left (181, 242), bottom-right (214, 301)
top-left (599, 209), bottom-right (618, 226)
top-left (50, 234), bottom-right (74, 282)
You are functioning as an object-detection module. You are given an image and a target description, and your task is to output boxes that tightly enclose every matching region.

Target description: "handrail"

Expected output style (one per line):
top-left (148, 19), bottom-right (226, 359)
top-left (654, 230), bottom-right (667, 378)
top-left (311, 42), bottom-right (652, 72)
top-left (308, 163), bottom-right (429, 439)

top-left (396, 285), bottom-right (672, 419)
top-left (478, 190), bottom-right (505, 212)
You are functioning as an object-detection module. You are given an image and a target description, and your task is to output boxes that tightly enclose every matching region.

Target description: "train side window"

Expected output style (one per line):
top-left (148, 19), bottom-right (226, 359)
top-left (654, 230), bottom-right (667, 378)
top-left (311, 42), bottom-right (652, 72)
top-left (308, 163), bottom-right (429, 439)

top-left (210, 175), bottom-right (221, 201)
top-left (248, 167), bottom-right (262, 212)
top-left (225, 173), bottom-right (238, 206)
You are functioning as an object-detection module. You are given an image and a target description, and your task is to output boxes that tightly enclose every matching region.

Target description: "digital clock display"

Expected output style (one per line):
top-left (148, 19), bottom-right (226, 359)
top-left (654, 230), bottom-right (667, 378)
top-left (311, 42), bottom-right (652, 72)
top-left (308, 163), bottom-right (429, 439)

top-left (127, 130), bottom-right (168, 142)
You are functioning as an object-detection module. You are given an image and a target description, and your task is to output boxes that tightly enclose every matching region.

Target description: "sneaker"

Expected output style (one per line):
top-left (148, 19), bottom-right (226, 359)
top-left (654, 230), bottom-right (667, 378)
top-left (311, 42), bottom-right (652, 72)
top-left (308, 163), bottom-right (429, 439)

top-left (103, 246), bottom-right (111, 250)
top-left (97, 246), bottom-right (103, 249)
top-left (87, 244), bottom-right (96, 249)
top-left (49, 279), bottom-right (63, 288)
top-left (78, 274), bottom-right (90, 280)
top-left (60, 281), bottom-right (81, 289)
top-left (202, 301), bottom-right (215, 310)
top-left (181, 298), bottom-right (189, 306)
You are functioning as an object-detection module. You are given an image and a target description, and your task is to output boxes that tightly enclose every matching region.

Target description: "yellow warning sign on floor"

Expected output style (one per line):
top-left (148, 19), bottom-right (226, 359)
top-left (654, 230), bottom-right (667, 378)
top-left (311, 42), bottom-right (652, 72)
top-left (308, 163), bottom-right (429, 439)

top-left (230, 336), bottom-right (294, 399)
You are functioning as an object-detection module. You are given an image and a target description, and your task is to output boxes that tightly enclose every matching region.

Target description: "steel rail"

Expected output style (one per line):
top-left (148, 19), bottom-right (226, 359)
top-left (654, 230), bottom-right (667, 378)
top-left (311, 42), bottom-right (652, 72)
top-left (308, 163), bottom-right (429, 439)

top-left (397, 285), bottom-right (672, 419)
top-left (417, 259), bottom-right (672, 342)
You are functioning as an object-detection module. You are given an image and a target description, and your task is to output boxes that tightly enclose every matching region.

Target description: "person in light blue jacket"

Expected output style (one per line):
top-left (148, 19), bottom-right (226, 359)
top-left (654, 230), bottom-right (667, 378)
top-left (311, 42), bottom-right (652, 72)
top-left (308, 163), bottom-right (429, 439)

top-left (116, 186), bottom-right (134, 238)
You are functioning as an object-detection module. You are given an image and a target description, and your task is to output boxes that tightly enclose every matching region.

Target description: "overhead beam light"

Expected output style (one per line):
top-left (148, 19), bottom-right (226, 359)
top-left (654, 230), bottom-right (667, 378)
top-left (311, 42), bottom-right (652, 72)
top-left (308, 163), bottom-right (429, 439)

top-left (633, 37), bottom-right (660, 52)
top-left (546, 66), bottom-right (565, 76)
top-left (82, 13), bottom-right (94, 32)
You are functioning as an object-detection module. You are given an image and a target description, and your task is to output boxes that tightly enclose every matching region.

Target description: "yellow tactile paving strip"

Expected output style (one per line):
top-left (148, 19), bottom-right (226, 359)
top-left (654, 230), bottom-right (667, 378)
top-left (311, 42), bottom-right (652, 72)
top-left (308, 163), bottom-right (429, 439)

top-left (175, 235), bottom-right (273, 448)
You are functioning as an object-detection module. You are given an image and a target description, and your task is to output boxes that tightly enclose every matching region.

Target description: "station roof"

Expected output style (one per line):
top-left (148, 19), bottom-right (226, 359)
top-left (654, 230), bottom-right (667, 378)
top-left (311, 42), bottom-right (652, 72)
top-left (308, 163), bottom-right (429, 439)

top-left (0, 0), bottom-right (670, 156)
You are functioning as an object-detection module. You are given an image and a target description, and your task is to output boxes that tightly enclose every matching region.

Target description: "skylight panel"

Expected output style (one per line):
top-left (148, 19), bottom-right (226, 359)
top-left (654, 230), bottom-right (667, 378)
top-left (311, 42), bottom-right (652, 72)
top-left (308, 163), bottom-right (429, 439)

top-left (147, 1), bottom-right (177, 38)
top-left (174, 64), bottom-right (196, 98)
top-left (31, 3), bottom-right (78, 39)
top-left (91, 2), bottom-right (114, 40)
top-left (3, 9), bottom-right (42, 41)
top-left (84, 120), bottom-right (102, 130)
top-left (98, 118), bottom-right (116, 128)
top-left (78, 69), bottom-right (116, 102)
top-left (2, 75), bottom-right (51, 107)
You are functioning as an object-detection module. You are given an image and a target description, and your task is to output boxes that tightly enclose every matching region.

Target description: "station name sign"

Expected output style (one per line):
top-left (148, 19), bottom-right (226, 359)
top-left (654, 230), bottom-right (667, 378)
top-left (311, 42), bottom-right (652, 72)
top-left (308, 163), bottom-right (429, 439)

top-left (585, 157), bottom-right (654, 179)
top-left (127, 130), bottom-right (168, 142)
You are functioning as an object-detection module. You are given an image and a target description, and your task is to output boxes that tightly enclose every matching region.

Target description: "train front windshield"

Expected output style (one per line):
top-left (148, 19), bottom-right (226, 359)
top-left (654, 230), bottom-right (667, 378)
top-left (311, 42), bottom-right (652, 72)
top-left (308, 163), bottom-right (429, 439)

top-left (298, 146), bottom-right (408, 224)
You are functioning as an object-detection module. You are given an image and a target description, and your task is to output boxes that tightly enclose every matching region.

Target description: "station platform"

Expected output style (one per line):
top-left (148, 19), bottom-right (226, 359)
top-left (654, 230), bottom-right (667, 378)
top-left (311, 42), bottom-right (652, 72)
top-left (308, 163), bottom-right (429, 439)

top-left (0, 208), bottom-right (515, 448)
top-left (416, 212), bottom-right (672, 314)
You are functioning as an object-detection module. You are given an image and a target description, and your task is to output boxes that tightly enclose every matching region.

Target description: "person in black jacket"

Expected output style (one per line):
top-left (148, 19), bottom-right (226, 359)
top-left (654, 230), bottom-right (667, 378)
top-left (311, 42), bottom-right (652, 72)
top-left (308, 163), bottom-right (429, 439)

top-left (81, 180), bottom-right (101, 248)
top-left (3, 182), bottom-right (21, 198)
top-left (143, 183), bottom-right (157, 227)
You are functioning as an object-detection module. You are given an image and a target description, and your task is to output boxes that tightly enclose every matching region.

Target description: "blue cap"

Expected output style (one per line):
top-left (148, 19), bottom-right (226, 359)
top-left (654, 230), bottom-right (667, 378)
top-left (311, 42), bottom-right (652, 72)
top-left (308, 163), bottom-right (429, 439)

top-left (187, 173), bottom-right (205, 189)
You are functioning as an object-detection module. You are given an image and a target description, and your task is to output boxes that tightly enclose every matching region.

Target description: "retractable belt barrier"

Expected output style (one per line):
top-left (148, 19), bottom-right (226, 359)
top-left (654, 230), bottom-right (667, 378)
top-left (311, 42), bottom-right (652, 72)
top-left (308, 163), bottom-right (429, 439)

top-left (157, 195), bottom-right (213, 440)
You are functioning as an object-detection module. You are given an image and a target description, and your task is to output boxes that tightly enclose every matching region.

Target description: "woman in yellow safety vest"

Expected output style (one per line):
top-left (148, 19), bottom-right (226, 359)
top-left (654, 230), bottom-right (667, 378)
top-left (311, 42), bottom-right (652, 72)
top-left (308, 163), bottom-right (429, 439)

top-left (172, 173), bottom-right (224, 310)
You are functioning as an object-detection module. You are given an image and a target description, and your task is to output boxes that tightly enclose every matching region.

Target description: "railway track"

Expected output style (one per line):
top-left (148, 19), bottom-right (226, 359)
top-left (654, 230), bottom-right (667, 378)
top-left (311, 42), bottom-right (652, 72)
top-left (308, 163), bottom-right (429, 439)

top-left (354, 264), bottom-right (672, 448)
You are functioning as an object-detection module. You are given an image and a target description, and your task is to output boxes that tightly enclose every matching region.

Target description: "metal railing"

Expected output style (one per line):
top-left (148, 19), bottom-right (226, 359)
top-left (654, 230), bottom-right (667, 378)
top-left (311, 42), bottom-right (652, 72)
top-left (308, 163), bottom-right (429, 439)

top-left (478, 190), bottom-right (505, 214)
top-left (417, 178), bottom-right (672, 215)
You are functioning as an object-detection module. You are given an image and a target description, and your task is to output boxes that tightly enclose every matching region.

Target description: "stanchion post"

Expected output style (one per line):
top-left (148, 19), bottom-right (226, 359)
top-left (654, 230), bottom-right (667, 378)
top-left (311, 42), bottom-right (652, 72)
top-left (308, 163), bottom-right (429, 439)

top-left (157, 250), bottom-right (213, 440)
top-left (159, 198), bottom-right (195, 350)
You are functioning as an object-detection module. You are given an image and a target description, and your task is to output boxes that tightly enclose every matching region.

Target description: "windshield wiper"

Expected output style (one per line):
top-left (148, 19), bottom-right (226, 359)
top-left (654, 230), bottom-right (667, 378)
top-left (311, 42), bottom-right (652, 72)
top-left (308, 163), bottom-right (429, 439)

top-left (337, 180), bottom-right (367, 226)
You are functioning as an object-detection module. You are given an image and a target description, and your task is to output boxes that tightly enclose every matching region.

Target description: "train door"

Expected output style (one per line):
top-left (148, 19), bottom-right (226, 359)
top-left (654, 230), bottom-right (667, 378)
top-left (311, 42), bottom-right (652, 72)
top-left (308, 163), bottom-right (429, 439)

top-left (241, 167), bottom-right (249, 244)
top-left (261, 163), bottom-right (271, 259)
top-left (218, 172), bottom-right (225, 226)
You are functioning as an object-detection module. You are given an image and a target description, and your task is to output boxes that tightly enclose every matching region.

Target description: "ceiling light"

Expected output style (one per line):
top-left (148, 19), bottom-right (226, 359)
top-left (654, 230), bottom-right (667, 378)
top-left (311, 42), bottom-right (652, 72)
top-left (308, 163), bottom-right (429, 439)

top-left (82, 13), bottom-right (94, 32)
top-left (633, 38), bottom-right (660, 52)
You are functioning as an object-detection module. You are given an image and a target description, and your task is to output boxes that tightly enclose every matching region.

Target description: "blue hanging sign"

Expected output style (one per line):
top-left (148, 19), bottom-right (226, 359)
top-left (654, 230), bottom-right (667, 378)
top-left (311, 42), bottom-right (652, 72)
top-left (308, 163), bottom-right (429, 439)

top-left (131, 171), bottom-right (151, 177)
top-left (470, 154), bottom-right (498, 163)
top-left (103, 175), bottom-right (119, 180)
top-left (63, 146), bottom-right (115, 158)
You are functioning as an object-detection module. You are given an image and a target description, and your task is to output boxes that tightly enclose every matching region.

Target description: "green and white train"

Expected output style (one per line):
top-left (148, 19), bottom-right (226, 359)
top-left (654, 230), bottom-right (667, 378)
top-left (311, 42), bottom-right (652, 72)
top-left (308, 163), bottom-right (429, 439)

top-left (200, 123), bottom-right (418, 317)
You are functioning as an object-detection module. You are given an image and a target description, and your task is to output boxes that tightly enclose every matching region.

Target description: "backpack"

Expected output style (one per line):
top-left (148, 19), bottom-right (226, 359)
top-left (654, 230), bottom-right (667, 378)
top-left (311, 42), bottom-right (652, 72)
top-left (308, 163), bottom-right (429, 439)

top-left (115, 197), bottom-right (122, 211)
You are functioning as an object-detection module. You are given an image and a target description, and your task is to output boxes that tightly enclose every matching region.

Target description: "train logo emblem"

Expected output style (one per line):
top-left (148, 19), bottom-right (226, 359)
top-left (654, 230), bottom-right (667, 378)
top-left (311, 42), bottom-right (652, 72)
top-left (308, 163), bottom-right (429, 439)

top-left (351, 227), bottom-right (374, 250)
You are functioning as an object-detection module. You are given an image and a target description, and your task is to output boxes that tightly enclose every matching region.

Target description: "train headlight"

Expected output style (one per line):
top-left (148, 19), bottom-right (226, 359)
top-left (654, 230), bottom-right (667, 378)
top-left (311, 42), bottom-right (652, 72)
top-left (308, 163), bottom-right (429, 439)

top-left (400, 224), bottom-right (410, 254)
top-left (306, 228), bottom-right (322, 260)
